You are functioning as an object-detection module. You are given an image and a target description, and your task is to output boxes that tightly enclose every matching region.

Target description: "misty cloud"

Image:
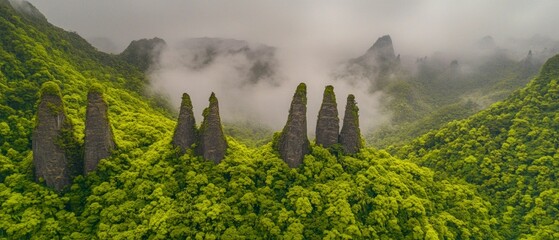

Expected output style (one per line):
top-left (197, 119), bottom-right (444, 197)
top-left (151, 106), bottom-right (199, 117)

top-left (23, 0), bottom-right (559, 134)
top-left (25, 0), bottom-right (559, 56)
top-left (148, 39), bottom-right (388, 134)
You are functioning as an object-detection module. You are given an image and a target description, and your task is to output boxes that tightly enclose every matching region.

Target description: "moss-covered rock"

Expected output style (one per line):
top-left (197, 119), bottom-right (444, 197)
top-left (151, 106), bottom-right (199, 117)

top-left (339, 94), bottom-right (363, 154)
top-left (84, 89), bottom-right (115, 174)
top-left (316, 85), bottom-right (339, 148)
top-left (33, 82), bottom-right (80, 191)
top-left (276, 83), bottom-right (310, 167)
top-left (172, 92), bottom-right (198, 154)
top-left (197, 92), bottom-right (227, 163)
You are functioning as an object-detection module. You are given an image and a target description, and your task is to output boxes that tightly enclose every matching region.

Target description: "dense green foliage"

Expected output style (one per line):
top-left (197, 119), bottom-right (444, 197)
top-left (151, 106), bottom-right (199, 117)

top-left (223, 121), bottom-right (273, 147)
top-left (395, 55), bottom-right (559, 238)
top-left (368, 51), bottom-right (540, 148)
top-left (0, 1), bottom-right (557, 239)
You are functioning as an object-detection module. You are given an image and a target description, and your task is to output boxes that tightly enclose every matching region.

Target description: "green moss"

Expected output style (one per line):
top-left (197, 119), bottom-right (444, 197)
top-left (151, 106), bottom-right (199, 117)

top-left (89, 83), bottom-right (104, 94)
top-left (181, 92), bottom-right (193, 109)
top-left (347, 94), bottom-right (359, 115)
top-left (346, 94), bottom-right (363, 147)
top-left (209, 92), bottom-right (218, 105)
top-left (296, 83), bottom-right (306, 95)
top-left (323, 85), bottom-right (336, 103)
top-left (293, 82), bottom-right (307, 105)
top-left (55, 117), bottom-right (83, 179)
top-left (539, 54), bottom-right (559, 77)
top-left (40, 81), bottom-right (62, 97)
top-left (271, 131), bottom-right (282, 151)
top-left (202, 107), bottom-right (210, 119)
top-left (324, 85), bottom-right (334, 95)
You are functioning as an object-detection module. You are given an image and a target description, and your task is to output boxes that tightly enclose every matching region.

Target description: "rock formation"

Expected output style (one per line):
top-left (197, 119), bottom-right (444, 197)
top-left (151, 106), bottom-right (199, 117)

top-left (339, 94), bottom-right (363, 154)
top-left (172, 92), bottom-right (198, 153)
top-left (315, 85), bottom-right (339, 148)
top-left (84, 85), bottom-right (115, 174)
top-left (32, 82), bottom-right (79, 191)
top-left (366, 35), bottom-right (397, 63)
top-left (336, 35), bottom-right (399, 89)
top-left (197, 93), bottom-right (227, 163)
top-left (119, 37), bottom-right (166, 71)
top-left (276, 83), bottom-right (310, 167)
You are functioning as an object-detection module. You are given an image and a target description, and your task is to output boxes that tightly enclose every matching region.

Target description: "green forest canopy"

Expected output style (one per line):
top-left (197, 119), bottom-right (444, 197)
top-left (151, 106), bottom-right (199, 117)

top-left (0, 1), bottom-right (558, 239)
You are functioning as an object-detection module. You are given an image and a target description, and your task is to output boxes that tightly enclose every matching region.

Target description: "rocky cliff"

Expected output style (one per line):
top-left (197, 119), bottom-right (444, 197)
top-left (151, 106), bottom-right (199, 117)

top-left (119, 37), bottom-right (166, 71)
top-left (335, 35), bottom-right (400, 90)
top-left (339, 94), bottom-right (363, 154)
top-left (32, 82), bottom-right (78, 191)
top-left (172, 92), bottom-right (198, 153)
top-left (84, 86), bottom-right (115, 174)
top-left (365, 35), bottom-right (397, 63)
top-left (315, 85), bottom-right (339, 148)
top-left (276, 83), bottom-right (310, 167)
top-left (197, 93), bottom-right (227, 163)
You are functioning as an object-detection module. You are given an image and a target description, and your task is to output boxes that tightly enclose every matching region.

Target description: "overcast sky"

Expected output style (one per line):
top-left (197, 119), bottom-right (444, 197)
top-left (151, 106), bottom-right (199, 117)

top-left (25, 0), bottom-right (559, 56)
top-left (20, 0), bottom-right (559, 131)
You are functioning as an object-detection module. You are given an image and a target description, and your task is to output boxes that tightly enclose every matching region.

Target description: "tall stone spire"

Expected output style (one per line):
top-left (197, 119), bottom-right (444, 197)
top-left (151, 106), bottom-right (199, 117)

top-left (172, 92), bottom-right (197, 153)
top-left (197, 93), bottom-right (227, 163)
top-left (315, 85), bottom-right (339, 148)
top-left (32, 82), bottom-right (79, 191)
top-left (275, 83), bottom-right (310, 167)
top-left (84, 85), bottom-right (115, 174)
top-left (339, 94), bottom-right (363, 154)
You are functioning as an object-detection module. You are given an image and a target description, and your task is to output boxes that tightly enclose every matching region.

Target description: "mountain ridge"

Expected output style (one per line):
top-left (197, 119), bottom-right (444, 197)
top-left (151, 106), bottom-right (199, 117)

top-left (1, 1), bottom-right (557, 238)
top-left (394, 54), bottom-right (559, 238)
top-left (0, 2), bottom-right (500, 238)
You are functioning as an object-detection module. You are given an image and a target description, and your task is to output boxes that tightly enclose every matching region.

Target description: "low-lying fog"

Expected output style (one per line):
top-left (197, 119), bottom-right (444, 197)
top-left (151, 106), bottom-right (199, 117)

top-left (24, 0), bottom-right (559, 133)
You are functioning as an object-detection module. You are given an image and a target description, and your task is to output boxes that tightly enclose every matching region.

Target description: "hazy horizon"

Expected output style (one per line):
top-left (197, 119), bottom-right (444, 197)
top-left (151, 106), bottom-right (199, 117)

top-left (21, 0), bottom-right (559, 133)
top-left (24, 0), bottom-right (559, 55)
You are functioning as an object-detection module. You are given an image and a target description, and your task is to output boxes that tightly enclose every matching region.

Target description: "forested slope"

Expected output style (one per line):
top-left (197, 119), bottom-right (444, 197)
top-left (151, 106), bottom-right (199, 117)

top-left (0, 1), bottom-right (501, 238)
top-left (395, 55), bottom-right (559, 239)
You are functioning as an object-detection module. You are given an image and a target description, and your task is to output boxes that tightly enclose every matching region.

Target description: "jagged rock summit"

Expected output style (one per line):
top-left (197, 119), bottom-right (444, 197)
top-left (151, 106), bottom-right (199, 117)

top-left (366, 35), bottom-right (397, 62)
top-left (315, 85), bottom-right (339, 149)
top-left (276, 83), bottom-right (310, 167)
top-left (172, 92), bottom-right (198, 153)
top-left (119, 37), bottom-right (166, 71)
top-left (339, 94), bottom-right (363, 154)
top-left (32, 82), bottom-right (79, 191)
top-left (336, 34), bottom-right (400, 90)
top-left (197, 93), bottom-right (228, 163)
top-left (84, 85), bottom-right (115, 174)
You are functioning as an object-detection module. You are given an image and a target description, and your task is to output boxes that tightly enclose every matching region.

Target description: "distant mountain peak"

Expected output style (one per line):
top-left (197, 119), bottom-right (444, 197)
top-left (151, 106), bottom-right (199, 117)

top-left (119, 37), bottom-right (167, 71)
top-left (366, 35), bottom-right (396, 62)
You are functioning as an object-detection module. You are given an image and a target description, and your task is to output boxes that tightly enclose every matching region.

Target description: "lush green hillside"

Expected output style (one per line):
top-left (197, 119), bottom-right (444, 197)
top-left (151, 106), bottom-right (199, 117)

top-left (367, 49), bottom-right (541, 148)
top-left (395, 55), bottom-right (559, 238)
top-left (0, 1), bottom-right (501, 238)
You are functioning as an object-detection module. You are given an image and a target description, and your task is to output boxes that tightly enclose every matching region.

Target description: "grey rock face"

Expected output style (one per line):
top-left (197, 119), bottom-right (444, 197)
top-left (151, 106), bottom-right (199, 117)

top-left (339, 94), bottom-right (363, 154)
top-left (197, 93), bottom-right (227, 163)
top-left (366, 35), bottom-right (396, 62)
top-left (276, 83), bottom-right (310, 167)
top-left (84, 90), bottom-right (115, 174)
top-left (315, 85), bottom-right (339, 148)
top-left (119, 37), bottom-right (166, 71)
top-left (32, 83), bottom-right (75, 191)
top-left (172, 93), bottom-right (197, 153)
